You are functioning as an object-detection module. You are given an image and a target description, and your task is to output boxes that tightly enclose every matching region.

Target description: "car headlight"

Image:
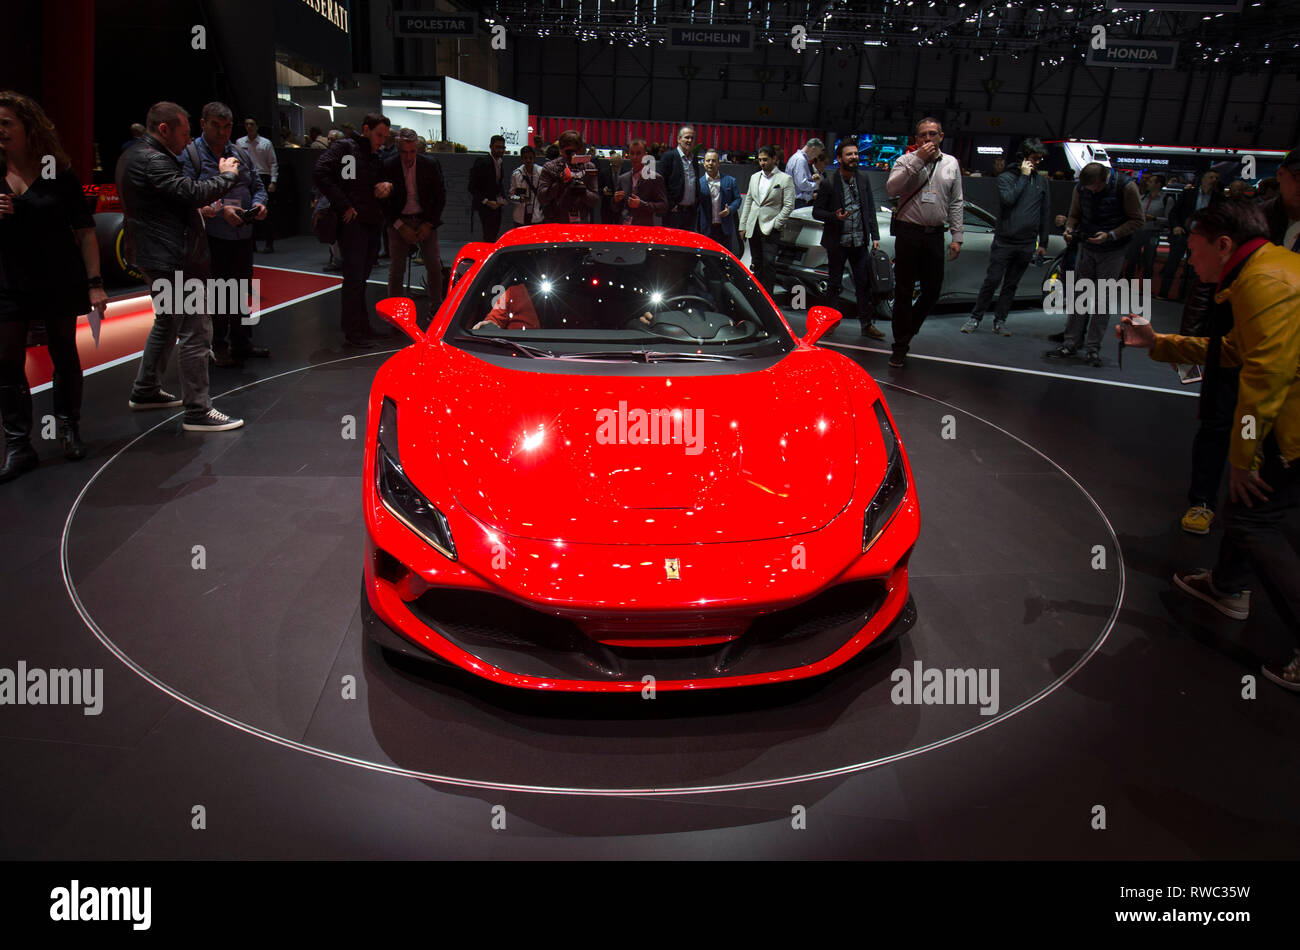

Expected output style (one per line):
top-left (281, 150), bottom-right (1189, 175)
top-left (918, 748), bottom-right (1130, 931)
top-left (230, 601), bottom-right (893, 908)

top-left (863, 400), bottom-right (908, 553)
top-left (376, 397), bottom-right (457, 560)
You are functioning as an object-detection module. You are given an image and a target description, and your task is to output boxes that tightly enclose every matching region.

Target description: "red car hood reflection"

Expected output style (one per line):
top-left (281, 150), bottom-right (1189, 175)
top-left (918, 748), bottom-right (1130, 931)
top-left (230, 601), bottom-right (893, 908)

top-left (413, 344), bottom-right (865, 545)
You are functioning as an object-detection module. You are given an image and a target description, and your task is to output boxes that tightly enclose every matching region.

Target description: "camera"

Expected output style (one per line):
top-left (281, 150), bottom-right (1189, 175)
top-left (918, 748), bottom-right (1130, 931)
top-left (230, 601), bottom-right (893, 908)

top-left (566, 153), bottom-right (593, 189)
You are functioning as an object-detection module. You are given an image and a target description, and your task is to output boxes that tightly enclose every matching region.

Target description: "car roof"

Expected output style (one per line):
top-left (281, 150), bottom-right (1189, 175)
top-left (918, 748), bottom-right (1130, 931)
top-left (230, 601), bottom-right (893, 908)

top-left (493, 224), bottom-right (730, 253)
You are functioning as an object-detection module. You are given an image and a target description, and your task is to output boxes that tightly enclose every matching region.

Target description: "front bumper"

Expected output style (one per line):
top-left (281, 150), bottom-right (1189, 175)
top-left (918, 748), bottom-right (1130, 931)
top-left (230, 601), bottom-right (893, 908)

top-left (363, 563), bottom-right (914, 691)
top-left (362, 501), bottom-right (918, 692)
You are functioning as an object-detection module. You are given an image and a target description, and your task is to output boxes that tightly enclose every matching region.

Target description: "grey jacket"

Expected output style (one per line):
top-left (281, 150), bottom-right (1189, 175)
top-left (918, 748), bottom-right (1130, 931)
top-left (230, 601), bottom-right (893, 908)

top-left (992, 168), bottom-right (1051, 247)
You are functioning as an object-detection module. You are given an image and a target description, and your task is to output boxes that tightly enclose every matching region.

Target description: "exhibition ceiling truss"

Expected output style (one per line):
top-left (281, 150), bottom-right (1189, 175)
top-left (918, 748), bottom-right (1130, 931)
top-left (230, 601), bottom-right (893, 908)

top-left (469, 0), bottom-right (1300, 70)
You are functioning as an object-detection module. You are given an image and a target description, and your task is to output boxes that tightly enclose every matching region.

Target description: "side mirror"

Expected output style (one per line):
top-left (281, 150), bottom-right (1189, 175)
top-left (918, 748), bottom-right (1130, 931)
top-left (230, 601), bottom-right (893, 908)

top-left (802, 305), bottom-right (842, 346)
top-left (375, 297), bottom-right (424, 344)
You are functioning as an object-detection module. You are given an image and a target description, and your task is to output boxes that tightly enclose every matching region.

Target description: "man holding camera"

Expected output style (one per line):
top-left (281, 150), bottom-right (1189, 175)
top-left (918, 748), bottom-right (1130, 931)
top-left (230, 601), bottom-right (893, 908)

top-left (1046, 162), bottom-right (1143, 366)
top-left (538, 130), bottom-right (599, 224)
top-left (180, 101), bottom-right (269, 366)
top-left (508, 145), bottom-right (544, 228)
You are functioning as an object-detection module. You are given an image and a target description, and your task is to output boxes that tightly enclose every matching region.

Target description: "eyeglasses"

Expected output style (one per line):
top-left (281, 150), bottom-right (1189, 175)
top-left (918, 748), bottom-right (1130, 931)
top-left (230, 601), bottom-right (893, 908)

top-left (917, 130), bottom-right (943, 139)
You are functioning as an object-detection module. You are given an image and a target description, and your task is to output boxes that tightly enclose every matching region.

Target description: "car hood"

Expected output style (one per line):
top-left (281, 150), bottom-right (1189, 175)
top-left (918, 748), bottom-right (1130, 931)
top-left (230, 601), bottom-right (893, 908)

top-left (411, 344), bottom-right (864, 544)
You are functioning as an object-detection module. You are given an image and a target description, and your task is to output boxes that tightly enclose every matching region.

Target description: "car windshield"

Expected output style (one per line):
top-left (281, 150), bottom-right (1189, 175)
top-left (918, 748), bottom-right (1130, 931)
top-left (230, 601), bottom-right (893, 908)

top-left (445, 242), bottom-right (795, 359)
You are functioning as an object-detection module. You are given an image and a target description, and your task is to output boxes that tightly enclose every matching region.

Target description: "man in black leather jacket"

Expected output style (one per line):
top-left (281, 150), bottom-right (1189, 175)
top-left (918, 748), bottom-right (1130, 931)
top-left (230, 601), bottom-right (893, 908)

top-left (313, 112), bottom-right (392, 347)
top-left (116, 101), bottom-right (245, 431)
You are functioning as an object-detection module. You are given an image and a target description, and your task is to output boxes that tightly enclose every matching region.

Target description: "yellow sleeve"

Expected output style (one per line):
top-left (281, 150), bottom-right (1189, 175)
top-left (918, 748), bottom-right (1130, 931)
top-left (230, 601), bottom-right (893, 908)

top-left (1221, 274), bottom-right (1300, 470)
top-left (1149, 333), bottom-right (1210, 366)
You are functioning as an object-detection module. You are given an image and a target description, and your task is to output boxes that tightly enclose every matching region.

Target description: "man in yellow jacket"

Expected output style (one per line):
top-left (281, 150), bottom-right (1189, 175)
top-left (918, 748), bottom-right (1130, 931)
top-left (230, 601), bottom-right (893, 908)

top-left (1119, 198), bottom-right (1300, 693)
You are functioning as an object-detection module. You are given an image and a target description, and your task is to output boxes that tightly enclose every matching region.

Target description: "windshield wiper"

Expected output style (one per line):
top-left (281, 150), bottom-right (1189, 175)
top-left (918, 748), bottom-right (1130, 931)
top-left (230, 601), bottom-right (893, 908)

top-left (465, 336), bottom-right (557, 359)
top-left (555, 349), bottom-right (743, 362)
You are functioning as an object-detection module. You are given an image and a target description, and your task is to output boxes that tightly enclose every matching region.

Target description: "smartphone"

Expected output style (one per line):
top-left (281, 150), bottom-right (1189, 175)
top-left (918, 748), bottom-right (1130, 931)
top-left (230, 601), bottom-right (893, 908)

top-left (239, 207), bottom-right (260, 222)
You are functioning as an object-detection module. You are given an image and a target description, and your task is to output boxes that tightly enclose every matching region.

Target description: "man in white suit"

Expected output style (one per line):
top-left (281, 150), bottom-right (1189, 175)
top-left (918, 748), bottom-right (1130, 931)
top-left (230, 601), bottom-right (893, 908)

top-left (738, 145), bottom-right (795, 294)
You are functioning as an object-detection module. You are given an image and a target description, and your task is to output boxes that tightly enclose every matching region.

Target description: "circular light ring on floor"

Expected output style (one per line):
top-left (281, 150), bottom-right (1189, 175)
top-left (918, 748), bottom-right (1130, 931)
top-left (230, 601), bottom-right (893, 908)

top-left (60, 358), bottom-right (1124, 797)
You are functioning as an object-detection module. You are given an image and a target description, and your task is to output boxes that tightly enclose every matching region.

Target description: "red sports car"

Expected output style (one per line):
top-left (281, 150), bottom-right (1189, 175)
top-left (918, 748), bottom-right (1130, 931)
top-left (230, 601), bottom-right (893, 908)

top-left (361, 224), bottom-right (919, 692)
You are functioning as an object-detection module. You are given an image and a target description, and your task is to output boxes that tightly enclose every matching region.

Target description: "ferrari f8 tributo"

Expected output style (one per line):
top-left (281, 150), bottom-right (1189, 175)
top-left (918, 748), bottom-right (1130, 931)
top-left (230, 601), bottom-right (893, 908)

top-left (362, 224), bottom-right (919, 692)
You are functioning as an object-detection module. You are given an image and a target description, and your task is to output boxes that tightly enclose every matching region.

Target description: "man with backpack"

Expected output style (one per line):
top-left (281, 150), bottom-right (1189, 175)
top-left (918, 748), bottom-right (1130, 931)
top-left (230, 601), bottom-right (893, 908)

top-left (1046, 162), bottom-right (1144, 367)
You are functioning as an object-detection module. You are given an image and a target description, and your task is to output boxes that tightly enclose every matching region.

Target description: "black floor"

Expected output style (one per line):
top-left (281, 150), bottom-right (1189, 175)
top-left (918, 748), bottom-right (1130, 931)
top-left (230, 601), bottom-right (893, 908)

top-left (3, 238), bottom-right (1297, 858)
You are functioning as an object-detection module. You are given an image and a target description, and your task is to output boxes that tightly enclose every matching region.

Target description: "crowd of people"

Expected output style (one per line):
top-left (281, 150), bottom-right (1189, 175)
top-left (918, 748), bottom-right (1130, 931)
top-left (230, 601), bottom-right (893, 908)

top-left (3, 85), bottom-right (1300, 690)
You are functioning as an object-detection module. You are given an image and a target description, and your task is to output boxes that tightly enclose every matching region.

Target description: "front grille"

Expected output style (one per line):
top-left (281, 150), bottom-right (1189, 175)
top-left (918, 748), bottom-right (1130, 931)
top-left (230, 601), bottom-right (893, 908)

top-left (401, 578), bottom-right (897, 683)
top-left (751, 580), bottom-right (889, 642)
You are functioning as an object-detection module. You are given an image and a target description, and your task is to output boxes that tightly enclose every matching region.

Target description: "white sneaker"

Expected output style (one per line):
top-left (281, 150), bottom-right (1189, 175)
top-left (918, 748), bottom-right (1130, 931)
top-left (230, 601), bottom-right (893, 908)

top-left (1173, 570), bottom-right (1250, 621)
top-left (182, 408), bottom-right (244, 432)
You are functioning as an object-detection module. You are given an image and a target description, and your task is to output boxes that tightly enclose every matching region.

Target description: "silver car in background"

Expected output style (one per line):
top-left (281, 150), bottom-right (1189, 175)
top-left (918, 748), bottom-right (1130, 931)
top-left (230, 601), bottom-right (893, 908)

top-left (773, 200), bottom-right (1068, 314)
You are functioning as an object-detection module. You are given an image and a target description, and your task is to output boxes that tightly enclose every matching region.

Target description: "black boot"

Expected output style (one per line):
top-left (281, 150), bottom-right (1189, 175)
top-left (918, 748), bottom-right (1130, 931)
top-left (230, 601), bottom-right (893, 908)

top-left (0, 384), bottom-right (39, 483)
top-left (56, 414), bottom-right (86, 460)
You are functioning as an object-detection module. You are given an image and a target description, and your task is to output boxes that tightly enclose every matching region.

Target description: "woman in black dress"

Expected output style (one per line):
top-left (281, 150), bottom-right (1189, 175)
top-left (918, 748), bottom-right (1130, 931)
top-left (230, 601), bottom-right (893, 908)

top-left (0, 91), bottom-right (106, 482)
